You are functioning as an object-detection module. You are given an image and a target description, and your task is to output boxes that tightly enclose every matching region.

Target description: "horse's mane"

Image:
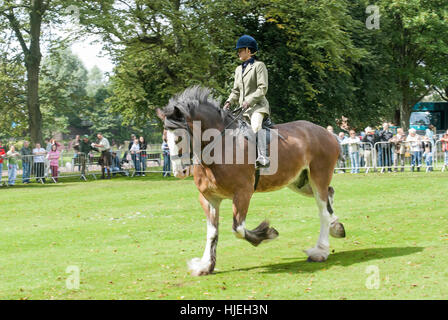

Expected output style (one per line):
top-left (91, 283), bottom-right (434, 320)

top-left (163, 86), bottom-right (232, 129)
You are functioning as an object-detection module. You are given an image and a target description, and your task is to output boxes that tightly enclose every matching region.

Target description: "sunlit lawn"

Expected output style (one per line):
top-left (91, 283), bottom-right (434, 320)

top-left (0, 171), bottom-right (447, 299)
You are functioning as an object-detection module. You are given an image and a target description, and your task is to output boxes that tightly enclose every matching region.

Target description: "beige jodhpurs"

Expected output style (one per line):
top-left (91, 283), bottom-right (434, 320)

top-left (250, 111), bottom-right (266, 133)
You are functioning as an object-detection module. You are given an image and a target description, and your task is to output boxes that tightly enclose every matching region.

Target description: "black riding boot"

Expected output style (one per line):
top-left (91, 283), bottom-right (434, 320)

top-left (255, 130), bottom-right (270, 168)
top-left (107, 168), bottom-right (111, 179)
top-left (101, 168), bottom-right (105, 179)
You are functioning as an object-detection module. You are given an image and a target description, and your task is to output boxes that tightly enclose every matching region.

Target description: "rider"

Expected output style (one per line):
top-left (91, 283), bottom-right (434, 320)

top-left (223, 35), bottom-right (270, 168)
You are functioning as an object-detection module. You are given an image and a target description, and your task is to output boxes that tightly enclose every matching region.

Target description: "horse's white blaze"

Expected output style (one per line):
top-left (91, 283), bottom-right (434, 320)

top-left (167, 129), bottom-right (192, 178)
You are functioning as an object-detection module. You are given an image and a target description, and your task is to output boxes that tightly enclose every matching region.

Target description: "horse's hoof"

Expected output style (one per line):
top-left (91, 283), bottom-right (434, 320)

top-left (267, 227), bottom-right (279, 240)
top-left (330, 221), bottom-right (346, 238)
top-left (304, 248), bottom-right (328, 262)
top-left (306, 256), bottom-right (327, 263)
top-left (187, 258), bottom-right (213, 276)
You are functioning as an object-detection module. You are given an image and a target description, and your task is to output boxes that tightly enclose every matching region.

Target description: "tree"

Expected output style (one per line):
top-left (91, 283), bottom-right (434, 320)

top-left (0, 53), bottom-right (27, 138)
top-left (376, 0), bottom-right (448, 129)
top-left (0, 0), bottom-right (82, 143)
top-left (77, 0), bottom-right (398, 130)
top-left (0, 0), bottom-right (49, 143)
top-left (39, 48), bottom-right (89, 137)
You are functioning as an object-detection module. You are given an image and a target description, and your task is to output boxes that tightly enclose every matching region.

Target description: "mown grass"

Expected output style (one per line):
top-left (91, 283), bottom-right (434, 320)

top-left (0, 171), bottom-right (447, 300)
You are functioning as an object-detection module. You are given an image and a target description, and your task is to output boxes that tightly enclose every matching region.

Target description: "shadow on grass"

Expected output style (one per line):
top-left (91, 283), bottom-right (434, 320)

top-left (218, 246), bottom-right (424, 274)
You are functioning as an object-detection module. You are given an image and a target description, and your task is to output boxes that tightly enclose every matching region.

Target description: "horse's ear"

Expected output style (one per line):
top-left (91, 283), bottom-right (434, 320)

top-left (156, 108), bottom-right (165, 121)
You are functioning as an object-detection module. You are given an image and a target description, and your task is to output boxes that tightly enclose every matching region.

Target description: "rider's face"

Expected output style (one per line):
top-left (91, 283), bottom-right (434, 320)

top-left (238, 48), bottom-right (251, 61)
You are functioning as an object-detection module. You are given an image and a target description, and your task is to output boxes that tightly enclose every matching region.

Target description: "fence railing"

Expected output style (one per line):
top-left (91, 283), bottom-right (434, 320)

top-left (0, 148), bottom-right (171, 185)
top-left (335, 139), bottom-right (444, 173)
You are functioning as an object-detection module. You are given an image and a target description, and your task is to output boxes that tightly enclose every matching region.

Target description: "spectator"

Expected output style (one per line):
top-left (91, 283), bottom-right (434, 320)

top-left (20, 140), bottom-right (33, 184)
top-left (441, 129), bottom-right (448, 170)
top-left (130, 137), bottom-right (141, 176)
top-left (337, 132), bottom-right (347, 173)
top-left (425, 124), bottom-right (436, 143)
top-left (422, 137), bottom-right (433, 172)
top-left (139, 136), bottom-right (147, 176)
top-left (390, 128), bottom-right (407, 172)
top-left (406, 128), bottom-right (423, 172)
top-left (128, 134), bottom-right (136, 152)
top-left (33, 143), bottom-right (47, 183)
top-left (72, 135), bottom-right (81, 166)
top-left (6, 145), bottom-right (20, 186)
top-left (162, 130), bottom-right (171, 177)
top-left (342, 130), bottom-right (361, 173)
top-left (0, 141), bottom-right (5, 186)
top-left (111, 152), bottom-right (122, 176)
top-left (45, 138), bottom-right (52, 152)
top-left (50, 139), bottom-right (62, 150)
top-left (362, 127), bottom-right (377, 169)
top-left (72, 135), bottom-right (81, 152)
top-left (47, 144), bottom-right (60, 182)
top-left (92, 133), bottom-right (112, 179)
top-left (121, 134), bottom-right (136, 163)
top-left (326, 126), bottom-right (334, 134)
top-left (378, 122), bottom-right (394, 172)
top-left (78, 135), bottom-right (92, 177)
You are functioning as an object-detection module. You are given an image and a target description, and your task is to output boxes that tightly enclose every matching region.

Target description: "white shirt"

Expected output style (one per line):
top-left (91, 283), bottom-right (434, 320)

top-left (97, 137), bottom-right (110, 152)
top-left (32, 148), bottom-right (46, 163)
top-left (342, 137), bottom-right (360, 153)
top-left (130, 143), bottom-right (140, 153)
top-left (406, 134), bottom-right (422, 152)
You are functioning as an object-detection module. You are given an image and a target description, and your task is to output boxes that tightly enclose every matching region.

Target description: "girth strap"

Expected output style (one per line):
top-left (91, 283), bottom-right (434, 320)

top-left (254, 168), bottom-right (261, 191)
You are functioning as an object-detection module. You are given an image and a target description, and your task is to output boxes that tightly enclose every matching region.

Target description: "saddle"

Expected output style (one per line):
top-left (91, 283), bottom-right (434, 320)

top-left (230, 108), bottom-right (275, 145)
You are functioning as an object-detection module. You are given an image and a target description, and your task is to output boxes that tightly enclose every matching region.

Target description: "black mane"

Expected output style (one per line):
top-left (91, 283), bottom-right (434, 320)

top-left (163, 86), bottom-right (233, 130)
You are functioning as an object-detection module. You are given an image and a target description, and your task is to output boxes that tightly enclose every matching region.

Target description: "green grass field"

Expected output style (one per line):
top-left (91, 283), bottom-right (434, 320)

top-left (0, 172), bottom-right (447, 300)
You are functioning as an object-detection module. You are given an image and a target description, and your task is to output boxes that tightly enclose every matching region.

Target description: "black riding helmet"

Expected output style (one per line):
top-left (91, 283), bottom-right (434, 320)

top-left (235, 35), bottom-right (258, 52)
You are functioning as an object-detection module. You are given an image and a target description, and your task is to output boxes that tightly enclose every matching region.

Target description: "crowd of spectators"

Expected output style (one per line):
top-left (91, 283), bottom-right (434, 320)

top-left (0, 132), bottom-right (168, 187)
top-left (1, 126), bottom-right (447, 186)
top-left (328, 124), bottom-right (448, 174)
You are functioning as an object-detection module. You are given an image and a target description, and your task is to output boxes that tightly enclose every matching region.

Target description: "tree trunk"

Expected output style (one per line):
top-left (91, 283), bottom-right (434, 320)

top-left (25, 0), bottom-right (44, 145)
top-left (26, 62), bottom-right (43, 145)
top-left (400, 83), bottom-right (411, 131)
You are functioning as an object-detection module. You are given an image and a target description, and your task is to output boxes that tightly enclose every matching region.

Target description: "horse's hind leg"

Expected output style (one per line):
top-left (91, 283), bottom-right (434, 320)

top-left (188, 193), bottom-right (221, 276)
top-left (232, 192), bottom-right (279, 247)
top-left (328, 186), bottom-right (346, 238)
top-left (305, 170), bottom-right (345, 262)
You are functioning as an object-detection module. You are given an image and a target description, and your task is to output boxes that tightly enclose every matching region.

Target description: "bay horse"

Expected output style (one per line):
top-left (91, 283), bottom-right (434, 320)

top-left (157, 86), bottom-right (346, 276)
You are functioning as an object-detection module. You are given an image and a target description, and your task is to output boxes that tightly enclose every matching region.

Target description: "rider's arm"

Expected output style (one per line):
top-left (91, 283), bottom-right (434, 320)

top-left (226, 68), bottom-right (240, 106)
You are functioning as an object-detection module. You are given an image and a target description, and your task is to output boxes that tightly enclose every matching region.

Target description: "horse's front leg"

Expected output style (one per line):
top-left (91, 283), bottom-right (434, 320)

top-left (232, 192), bottom-right (279, 246)
top-left (188, 194), bottom-right (221, 276)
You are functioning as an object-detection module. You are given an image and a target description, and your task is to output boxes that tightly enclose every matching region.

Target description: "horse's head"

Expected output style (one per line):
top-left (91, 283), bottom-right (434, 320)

top-left (157, 86), bottom-right (227, 178)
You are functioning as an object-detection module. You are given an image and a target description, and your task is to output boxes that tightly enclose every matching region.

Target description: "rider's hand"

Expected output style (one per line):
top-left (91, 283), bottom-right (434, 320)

top-left (223, 101), bottom-right (230, 110)
top-left (242, 101), bottom-right (249, 109)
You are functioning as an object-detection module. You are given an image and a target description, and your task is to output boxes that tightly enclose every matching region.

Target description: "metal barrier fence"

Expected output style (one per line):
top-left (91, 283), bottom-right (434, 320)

top-left (435, 140), bottom-right (448, 172)
top-left (336, 141), bottom-right (374, 173)
top-left (0, 149), bottom-right (171, 185)
top-left (335, 139), bottom-right (445, 173)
